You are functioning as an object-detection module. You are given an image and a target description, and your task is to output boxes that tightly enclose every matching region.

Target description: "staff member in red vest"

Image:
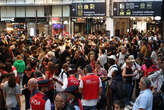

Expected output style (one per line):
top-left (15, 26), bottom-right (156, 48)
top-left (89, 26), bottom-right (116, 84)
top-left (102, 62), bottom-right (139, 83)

top-left (79, 64), bottom-right (102, 110)
top-left (62, 65), bottom-right (79, 90)
top-left (30, 79), bottom-right (51, 110)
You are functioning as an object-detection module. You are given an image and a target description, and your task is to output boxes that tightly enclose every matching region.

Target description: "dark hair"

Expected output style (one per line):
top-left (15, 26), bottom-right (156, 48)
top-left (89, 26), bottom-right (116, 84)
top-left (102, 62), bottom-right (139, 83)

top-left (107, 59), bottom-right (115, 65)
top-left (85, 64), bottom-right (93, 73)
top-left (8, 74), bottom-right (16, 88)
top-left (113, 100), bottom-right (125, 109)
top-left (141, 77), bottom-right (151, 89)
top-left (101, 48), bottom-right (105, 54)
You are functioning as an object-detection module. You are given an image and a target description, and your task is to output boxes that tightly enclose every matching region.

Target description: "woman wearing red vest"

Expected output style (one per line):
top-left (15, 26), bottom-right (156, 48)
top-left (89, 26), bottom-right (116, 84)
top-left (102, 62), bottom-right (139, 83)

top-left (79, 64), bottom-right (102, 110)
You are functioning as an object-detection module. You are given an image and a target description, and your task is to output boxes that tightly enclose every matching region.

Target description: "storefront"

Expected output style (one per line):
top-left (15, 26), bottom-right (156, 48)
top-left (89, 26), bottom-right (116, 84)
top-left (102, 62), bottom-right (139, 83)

top-left (0, 6), bottom-right (50, 36)
top-left (113, 1), bottom-right (162, 35)
top-left (51, 5), bottom-right (71, 36)
top-left (71, 2), bottom-right (106, 34)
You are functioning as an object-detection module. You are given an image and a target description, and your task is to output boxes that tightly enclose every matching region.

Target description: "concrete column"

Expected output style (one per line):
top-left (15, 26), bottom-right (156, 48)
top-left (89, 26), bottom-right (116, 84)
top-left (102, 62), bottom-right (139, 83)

top-left (106, 17), bottom-right (115, 37)
top-left (69, 17), bottom-right (71, 35)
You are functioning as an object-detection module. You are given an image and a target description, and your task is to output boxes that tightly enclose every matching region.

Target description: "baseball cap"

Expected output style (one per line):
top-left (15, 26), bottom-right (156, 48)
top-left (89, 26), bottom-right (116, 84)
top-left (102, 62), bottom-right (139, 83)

top-left (107, 55), bottom-right (116, 61)
top-left (65, 85), bottom-right (78, 96)
top-left (38, 79), bottom-right (50, 87)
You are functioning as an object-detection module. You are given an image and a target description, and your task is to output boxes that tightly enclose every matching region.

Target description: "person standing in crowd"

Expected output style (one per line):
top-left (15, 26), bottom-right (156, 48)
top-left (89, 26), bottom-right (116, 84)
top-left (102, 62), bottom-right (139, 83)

top-left (139, 40), bottom-right (148, 58)
top-left (65, 85), bottom-right (83, 110)
top-left (62, 65), bottom-right (79, 90)
top-left (107, 55), bottom-right (117, 79)
top-left (54, 92), bottom-right (74, 110)
top-left (88, 51), bottom-right (97, 73)
top-left (113, 100), bottom-right (125, 110)
top-left (30, 79), bottom-right (51, 110)
top-left (3, 74), bottom-right (21, 110)
top-left (37, 57), bottom-right (49, 74)
top-left (71, 50), bottom-right (87, 69)
top-left (117, 46), bottom-right (127, 67)
top-left (22, 66), bottom-right (34, 88)
top-left (13, 55), bottom-right (26, 86)
top-left (79, 64), bottom-right (102, 110)
top-left (54, 63), bottom-right (68, 92)
top-left (148, 63), bottom-right (164, 92)
top-left (122, 59), bottom-right (137, 105)
top-left (97, 48), bottom-right (107, 68)
top-left (132, 77), bottom-right (153, 110)
top-left (23, 78), bottom-right (38, 110)
top-left (141, 57), bottom-right (158, 77)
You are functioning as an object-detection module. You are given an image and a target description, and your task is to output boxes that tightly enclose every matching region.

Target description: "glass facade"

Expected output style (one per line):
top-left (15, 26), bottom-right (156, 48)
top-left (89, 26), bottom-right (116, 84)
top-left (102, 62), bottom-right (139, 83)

top-left (0, 0), bottom-right (105, 5)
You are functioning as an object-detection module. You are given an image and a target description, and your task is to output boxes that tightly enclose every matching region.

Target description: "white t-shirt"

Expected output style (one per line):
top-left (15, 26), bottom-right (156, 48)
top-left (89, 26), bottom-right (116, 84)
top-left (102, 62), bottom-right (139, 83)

top-left (98, 54), bottom-right (107, 67)
top-left (108, 64), bottom-right (118, 78)
top-left (45, 99), bottom-right (51, 110)
top-left (117, 53), bottom-right (126, 66)
top-left (55, 69), bottom-right (68, 92)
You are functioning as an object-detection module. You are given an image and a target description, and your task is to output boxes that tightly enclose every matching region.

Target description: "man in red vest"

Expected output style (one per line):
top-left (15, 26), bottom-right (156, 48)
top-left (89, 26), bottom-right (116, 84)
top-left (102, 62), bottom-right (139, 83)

top-left (30, 79), bottom-right (51, 110)
top-left (79, 64), bottom-right (102, 110)
top-left (62, 65), bottom-right (79, 90)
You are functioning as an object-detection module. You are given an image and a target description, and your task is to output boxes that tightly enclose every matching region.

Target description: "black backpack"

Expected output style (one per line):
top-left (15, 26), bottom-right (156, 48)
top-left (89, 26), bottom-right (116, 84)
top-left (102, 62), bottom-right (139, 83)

top-left (110, 65), bottom-right (122, 79)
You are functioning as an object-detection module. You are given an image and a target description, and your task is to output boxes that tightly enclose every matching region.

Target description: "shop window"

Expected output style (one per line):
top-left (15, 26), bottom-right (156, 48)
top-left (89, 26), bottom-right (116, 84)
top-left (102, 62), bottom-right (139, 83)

top-left (26, 7), bottom-right (36, 17)
top-left (7, 0), bottom-right (15, 4)
top-left (37, 7), bottom-right (44, 17)
top-left (16, 0), bottom-right (24, 3)
top-left (35, 0), bottom-right (44, 4)
top-left (7, 7), bottom-right (15, 17)
top-left (47, 0), bottom-right (52, 3)
top-left (72, 0), bottom-right (83, 2)
top-left (52, 6), bottom-right (70, 17)
top-left (26, 0), bottom-right (34, 3)
top-left (0, 0), bottom-right (6, 4)
top-left (1, 7), bottom-right (7, 18)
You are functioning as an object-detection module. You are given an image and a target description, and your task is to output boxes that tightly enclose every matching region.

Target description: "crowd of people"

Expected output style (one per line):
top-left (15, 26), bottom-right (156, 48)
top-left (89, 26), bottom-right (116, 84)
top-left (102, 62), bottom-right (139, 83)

top-left (0, 30), bottom-right (164, 110)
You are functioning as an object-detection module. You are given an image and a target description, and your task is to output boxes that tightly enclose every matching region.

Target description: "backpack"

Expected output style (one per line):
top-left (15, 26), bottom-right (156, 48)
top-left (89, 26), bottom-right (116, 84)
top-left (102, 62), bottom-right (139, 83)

top-left (110, 65), bottom-right (128, 100)
top-left (110, 65), bottom-right (122, 79)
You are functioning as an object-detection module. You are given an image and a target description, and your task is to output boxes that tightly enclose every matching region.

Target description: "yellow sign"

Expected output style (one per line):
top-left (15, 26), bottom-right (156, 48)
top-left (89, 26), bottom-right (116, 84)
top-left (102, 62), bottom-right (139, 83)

top-left (126, 9), bottom-right (131, 15)
top-left (84, 4), bottom-right (89, 10)
top-left (78, 4), bottom-right (83, 9)
top-left (120, 10), bottom-right (125, 15)
top-left (90, 4), bottom-right (95, 9)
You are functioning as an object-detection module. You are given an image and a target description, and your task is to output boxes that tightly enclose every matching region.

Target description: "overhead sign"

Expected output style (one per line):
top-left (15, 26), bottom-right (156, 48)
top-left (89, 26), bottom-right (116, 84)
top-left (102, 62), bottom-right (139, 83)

top-left (113, 1), bottom-right (162, 16)
top-left (1, 18), bottom-right (14, 22)
top-left (71, 3), bottom-right (106, 17)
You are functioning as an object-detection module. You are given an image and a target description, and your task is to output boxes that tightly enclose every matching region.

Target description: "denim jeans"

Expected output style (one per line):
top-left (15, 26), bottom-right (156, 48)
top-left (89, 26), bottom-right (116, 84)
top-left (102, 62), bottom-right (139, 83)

top-left (125, 83), bottom-right (133, 105)
top-left (83, 106), bottom-right (97, 110)
top-left (18, 73), bottom-right (23, 88)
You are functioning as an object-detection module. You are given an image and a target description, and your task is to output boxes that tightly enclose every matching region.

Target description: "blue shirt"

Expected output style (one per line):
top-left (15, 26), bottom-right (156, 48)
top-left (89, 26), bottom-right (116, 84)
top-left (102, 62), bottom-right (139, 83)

top-left (133, 89), bottom-right (153, 110)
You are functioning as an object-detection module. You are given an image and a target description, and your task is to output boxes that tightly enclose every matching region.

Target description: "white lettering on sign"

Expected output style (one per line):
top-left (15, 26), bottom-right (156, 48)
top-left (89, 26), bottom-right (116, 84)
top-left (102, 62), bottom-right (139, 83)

top-left (86, 80), bottom-right (98, 84)
top-left (31, 99), bottom-right (41, 105)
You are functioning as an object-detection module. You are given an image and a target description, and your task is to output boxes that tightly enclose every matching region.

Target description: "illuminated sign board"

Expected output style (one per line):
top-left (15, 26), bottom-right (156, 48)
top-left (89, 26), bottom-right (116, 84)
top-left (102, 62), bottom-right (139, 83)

top-left (71, 3), bottom-right (106, 17)
top-left (113, 1), bottom-right (162, 16)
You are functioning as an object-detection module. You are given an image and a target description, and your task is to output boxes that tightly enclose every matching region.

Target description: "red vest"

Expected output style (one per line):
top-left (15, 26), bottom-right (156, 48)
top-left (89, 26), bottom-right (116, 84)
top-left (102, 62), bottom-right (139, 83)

top-left (144, 65), bottom-right (159, 77)
top-left (82, 74), bottom-right (99, 100)
top-left (67, 75), bottom-right (79, 87)
top-left (30, 92), bottom-right (47, 110)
